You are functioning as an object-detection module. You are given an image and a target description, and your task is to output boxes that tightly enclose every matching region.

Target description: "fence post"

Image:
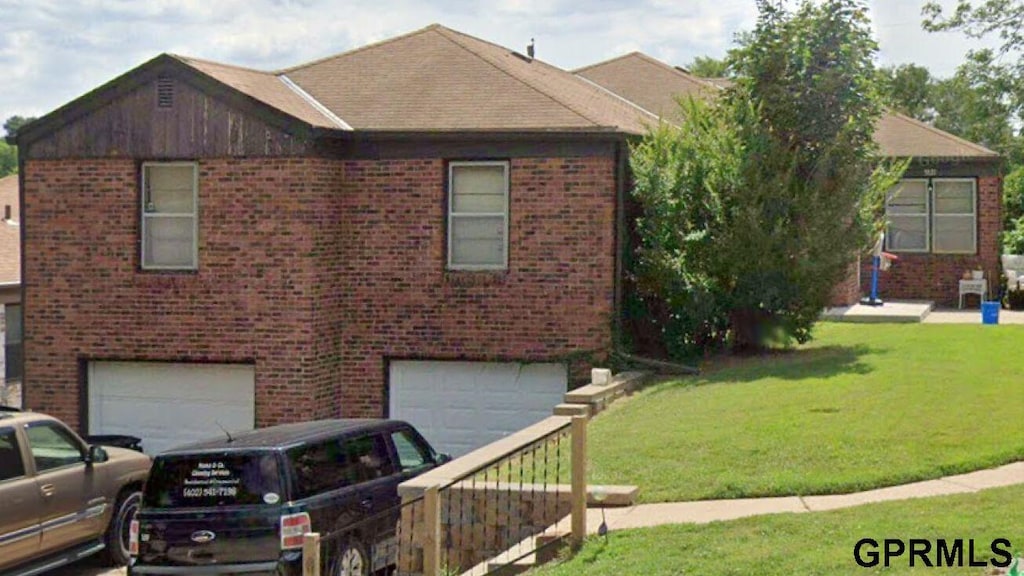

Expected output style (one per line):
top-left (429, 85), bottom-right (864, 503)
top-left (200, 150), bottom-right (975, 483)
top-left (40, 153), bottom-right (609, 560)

top-left (423, 484), bottom-right (441, 576)
top-left (302, 532), bottom-right (321, 576)
top-left (571, 415), bottom-right (587, 548)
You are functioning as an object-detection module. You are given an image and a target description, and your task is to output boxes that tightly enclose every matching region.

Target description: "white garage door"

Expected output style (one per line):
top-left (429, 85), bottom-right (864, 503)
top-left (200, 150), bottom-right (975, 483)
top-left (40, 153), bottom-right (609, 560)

top-left (88, 361), bottom-right (255, 455)
top-left (389, 361), bottom-right (567, 457)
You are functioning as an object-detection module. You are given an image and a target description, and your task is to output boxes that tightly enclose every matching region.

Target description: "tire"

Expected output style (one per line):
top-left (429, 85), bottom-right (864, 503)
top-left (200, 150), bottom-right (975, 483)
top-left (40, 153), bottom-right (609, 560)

top-left (330, 538), bottom-right (369, 576)
top-left (100, 489), bottom-right (141, 566)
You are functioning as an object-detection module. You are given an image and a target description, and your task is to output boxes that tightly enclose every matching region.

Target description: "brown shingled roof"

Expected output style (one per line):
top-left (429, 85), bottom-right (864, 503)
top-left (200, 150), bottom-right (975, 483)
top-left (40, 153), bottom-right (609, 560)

top-left (574, 52), bottom-right (719, 118)
top-left (282, 24), bottom-right (653, 133)
top-left (577, 52), bottom-right (999, 159)
top-left (171, 55), bottom-right (344, 129)
top-left (875, 112), bottom-right (998, 158)
top-left (0, 175), bottom-right (20, 286)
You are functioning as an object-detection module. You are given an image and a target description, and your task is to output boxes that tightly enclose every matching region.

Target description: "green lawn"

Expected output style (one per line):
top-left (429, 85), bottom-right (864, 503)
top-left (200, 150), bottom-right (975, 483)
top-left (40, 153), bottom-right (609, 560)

top-left (587, 323), bottom-right (1024, 502)
top-left (533, 483), bottom-right (1024, 576)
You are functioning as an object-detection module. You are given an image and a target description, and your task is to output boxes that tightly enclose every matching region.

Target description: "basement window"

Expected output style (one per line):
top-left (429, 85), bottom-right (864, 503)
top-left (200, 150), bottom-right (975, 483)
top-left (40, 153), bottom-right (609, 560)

top-left (448, 161), bottom-right (509, 270)
top-left (141, 162), bottom-right (198, 270)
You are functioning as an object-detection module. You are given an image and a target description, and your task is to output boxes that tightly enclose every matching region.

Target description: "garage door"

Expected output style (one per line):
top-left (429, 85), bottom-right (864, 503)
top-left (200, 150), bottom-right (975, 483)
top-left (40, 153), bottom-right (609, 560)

top-left (87, 361), bottom-right (255, 455)
top-left (389, 361), bottom-right (567, 457)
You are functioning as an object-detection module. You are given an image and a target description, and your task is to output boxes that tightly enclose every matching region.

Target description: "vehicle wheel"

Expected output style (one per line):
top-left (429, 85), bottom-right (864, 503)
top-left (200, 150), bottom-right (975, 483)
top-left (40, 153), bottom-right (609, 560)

top-left (331, 539), bottom-right (369, 576)
top-left (100, 489), bottom-right (141, 566)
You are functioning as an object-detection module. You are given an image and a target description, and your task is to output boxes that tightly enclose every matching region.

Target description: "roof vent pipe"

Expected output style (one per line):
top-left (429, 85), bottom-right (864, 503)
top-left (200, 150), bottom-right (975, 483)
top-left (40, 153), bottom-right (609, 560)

top-left (527, 38), bottom-right (535, 59)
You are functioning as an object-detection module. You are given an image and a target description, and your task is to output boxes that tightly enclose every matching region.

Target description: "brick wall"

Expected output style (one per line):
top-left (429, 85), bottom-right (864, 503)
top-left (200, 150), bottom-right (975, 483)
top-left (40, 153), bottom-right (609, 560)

top-left (862, 175), bottom-right (1002, 306)
top-left (23, 158), bottom-right (342, 429)
top-left (330, 157), bottom-right (616, 418)
top-left (829, 258), bottom-right (862, 306)
top-left (23, 155), bottom-right (616, 428)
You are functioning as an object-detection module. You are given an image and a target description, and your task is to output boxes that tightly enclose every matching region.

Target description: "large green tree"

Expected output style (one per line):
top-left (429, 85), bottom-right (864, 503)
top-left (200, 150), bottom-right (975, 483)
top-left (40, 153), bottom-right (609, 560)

top-left (2, 116), bottom-right (33, 139)
top-left (923, 2), bottom-right (1024, 158)
top-left (877, 63), bottom-right (935, 121)
top-left (0, 142), bottom-right (15, 177)
top-left (923, 1), bottom-right (1024, 57)
top-left (932, 50), bottom-right (1019, 157)
top-left (0, 115), bottom-right (36, 177)
top-left (686, 55), bottom-right (731, 78)
top-left (629, 0), bottom-right (904, 356)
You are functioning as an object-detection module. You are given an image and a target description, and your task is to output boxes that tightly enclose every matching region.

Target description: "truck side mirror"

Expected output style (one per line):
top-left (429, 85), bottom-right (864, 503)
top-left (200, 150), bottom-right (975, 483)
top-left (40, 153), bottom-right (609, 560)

top-left (86, 445), bottom-right (109, 464)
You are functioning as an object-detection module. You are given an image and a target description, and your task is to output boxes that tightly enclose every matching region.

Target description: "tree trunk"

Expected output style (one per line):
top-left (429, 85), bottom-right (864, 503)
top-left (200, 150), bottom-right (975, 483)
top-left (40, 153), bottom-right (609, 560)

top-left (730, 307), bottom-right (769, 354)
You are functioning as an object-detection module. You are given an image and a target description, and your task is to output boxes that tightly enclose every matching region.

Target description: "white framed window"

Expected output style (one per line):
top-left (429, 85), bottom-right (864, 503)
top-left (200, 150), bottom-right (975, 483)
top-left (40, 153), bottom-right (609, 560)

top-left (932, 179), bottom-right (976, 254)
top-left (141, 162), bottom-right (198, 270)
top-left (885, 179), bottom-right (929, 253)
top-left (885, 178), bottom-right (976, 255)
top-left (447, 161), bottom-right (509, 270)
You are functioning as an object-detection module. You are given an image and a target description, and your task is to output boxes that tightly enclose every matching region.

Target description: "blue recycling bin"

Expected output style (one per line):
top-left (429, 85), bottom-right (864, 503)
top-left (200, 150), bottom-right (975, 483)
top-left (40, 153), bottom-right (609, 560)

top-left (982, 301), bottom-right (1000, 325)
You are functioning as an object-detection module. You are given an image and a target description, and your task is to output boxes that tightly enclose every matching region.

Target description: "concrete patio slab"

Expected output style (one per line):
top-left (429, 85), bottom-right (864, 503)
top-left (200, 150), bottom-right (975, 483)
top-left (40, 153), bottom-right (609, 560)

top-left (822, 300), bottom-right (933, 323)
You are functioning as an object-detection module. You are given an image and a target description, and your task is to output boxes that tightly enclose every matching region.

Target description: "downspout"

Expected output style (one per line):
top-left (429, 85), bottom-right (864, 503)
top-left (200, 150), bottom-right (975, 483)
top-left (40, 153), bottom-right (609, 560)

top-left (16, 141), bottom-right (26, 405)
top-left (613, 138), bottom-right (625, 353)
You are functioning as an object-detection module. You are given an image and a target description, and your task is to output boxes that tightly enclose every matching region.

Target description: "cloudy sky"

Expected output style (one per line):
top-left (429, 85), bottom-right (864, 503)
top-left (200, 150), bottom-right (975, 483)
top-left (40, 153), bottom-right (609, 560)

top-left (0, 0), bottom-right (1000, 128)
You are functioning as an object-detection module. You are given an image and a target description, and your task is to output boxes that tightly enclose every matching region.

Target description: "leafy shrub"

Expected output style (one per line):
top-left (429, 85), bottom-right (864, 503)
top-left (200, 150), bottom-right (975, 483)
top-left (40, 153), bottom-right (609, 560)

top-left (1002, 216), bottom-right (1024, 255)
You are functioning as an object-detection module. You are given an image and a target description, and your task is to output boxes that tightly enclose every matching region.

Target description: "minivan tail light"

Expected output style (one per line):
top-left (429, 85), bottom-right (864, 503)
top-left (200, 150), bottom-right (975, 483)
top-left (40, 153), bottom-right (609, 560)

top-left (280, 512), bottom-right (311, 550)
top-left (128, 519), bottom-right (139, 557)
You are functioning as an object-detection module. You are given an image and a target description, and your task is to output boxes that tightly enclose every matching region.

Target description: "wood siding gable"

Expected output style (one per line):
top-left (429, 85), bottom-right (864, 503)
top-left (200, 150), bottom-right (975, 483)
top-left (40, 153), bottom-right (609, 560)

top-left (19, 56), bottom-right (321, 160)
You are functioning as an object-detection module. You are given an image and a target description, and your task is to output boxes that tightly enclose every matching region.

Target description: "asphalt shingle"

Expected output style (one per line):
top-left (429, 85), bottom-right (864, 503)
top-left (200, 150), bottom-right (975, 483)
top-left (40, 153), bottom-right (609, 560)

top-left (576, 52), bottom-right (999, 159)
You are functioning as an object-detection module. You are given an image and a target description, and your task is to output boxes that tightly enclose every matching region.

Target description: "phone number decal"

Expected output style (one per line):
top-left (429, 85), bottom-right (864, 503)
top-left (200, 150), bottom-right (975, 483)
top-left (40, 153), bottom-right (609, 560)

top-left (183, 486), bottom-right (239, 498)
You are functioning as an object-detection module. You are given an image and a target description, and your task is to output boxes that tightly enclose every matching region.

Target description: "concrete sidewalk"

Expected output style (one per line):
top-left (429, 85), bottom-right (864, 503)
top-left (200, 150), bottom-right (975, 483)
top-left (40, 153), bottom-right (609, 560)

top-left (49, 461), bottom-right (1024, 576)
top-left (583, 461), bottom-right (1024, 533)
top-left (924, 307), bottom-right (1024, 324)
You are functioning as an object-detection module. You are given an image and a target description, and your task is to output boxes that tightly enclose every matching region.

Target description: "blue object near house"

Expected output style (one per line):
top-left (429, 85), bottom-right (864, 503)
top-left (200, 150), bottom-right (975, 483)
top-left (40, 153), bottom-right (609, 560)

top-left (982, 301), bottom-right (1000, 325)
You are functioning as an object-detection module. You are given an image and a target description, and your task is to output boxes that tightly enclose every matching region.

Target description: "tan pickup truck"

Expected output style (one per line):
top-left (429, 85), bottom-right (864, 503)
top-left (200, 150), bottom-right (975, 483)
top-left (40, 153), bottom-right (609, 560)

top-left (0, 407), bottom-right (151, 576)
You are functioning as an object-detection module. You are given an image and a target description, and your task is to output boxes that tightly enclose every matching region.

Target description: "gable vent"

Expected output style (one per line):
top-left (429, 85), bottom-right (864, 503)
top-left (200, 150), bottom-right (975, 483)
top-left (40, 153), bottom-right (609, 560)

top-left (156, 75), bottom-right (175, 108)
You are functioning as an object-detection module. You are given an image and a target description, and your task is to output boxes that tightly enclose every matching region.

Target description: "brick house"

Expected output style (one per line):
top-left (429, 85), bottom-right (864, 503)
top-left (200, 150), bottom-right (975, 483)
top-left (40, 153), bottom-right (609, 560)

top-left (15, 25), bottom-right (652, 455)
top-left (19, 28), bottom-right (1002, 456)
top-left (576, 53), bottom-right (1003, 307)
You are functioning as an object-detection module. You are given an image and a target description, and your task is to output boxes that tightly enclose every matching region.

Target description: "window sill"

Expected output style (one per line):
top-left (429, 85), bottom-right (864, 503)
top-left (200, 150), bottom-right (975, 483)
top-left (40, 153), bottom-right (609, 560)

top-left (444, 269), bottom-right (509, 286)
top-left (139, 267), bottom-right (199, 274)
top-left (885, 251), bottom-right (978, 257)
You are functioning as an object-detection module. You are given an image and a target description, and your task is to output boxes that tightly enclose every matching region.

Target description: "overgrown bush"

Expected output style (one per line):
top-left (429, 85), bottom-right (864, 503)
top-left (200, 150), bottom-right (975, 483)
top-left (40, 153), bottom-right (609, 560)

top-left (1003, 166), bottom-right (1024, 228)
top-left (1003, 215), bottom-right (1024, 255)
top-left (629, 0), bottom-right (905, 358)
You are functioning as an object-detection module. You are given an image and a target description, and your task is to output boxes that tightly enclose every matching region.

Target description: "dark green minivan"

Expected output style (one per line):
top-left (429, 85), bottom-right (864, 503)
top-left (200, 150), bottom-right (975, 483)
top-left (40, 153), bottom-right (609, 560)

top-left (129, 419), bottom-right (445, 576)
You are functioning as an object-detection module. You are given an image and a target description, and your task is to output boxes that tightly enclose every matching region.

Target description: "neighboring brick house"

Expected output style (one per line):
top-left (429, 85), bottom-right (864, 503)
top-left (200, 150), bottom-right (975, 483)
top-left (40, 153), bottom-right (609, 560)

top-left (16, 25), bottom-right (652, 455)
top-left (576, 53), bottom-right (1003, 306)
top-left (0, 174), bottom-right (21, 393)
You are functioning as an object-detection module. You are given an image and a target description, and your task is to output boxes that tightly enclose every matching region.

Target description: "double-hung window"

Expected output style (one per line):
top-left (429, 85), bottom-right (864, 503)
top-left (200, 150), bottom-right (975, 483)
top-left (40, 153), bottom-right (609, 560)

top-left (931, 179), bottom-right (976, 253)
top-left (885, 178), bottom-right (976, 254)
top-left (448, 161), bottom-right (509, 270)
top-left (885, 179), bottom-right (929, 252)
top-left (142, 162), bottom-right (198, 270)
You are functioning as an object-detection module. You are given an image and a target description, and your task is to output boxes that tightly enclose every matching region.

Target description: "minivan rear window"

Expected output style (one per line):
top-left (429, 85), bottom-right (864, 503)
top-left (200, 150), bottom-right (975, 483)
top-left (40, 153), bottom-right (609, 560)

top-left (144, 452), bottom-right (282, 508)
